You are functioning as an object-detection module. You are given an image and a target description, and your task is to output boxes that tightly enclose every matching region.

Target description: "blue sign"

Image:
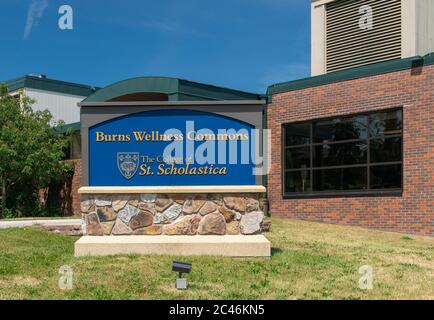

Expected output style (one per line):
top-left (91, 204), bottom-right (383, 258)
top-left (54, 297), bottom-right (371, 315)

top-left (89, 109), bottom-right (257, 186)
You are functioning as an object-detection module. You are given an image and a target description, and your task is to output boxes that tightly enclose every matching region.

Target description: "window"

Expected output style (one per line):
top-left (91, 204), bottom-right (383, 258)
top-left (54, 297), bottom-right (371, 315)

top-left (283, 109), bottom-right (403, 196)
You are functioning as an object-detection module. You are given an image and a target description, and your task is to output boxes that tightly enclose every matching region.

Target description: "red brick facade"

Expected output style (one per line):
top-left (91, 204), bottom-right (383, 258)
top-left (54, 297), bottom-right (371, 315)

top-left (39, 159), bottom-right (82, 217)
top-left (267, 64), bottom-right (434, 236)
top-left (70, 159), bottom-right (82, 216)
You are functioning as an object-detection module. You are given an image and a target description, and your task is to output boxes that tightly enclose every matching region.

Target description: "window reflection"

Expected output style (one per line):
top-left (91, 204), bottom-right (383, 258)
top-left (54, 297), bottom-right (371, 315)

top-left (283, 109), bottom-right (403, 195)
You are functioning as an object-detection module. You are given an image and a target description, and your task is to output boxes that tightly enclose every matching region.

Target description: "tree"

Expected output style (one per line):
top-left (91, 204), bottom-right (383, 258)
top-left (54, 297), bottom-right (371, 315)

top-left (0, 85), bottom-right (72, 218)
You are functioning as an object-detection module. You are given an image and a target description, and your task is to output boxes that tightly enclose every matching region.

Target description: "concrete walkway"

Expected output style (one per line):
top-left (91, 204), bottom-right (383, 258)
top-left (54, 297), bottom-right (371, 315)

top-left (0, 219), bottom-right (82, 229)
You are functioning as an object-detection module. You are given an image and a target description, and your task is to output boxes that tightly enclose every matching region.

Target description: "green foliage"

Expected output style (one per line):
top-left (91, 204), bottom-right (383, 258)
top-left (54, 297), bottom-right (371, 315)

top-left (0, 84), bottom-right (73, 217)
top-left (401, 236), bottom-right (413, 241)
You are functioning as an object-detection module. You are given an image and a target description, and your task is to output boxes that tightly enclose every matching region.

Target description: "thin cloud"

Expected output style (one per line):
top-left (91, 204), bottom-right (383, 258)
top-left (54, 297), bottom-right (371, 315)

top-left (24, 0), bottom-right (48, 39)
top-left (140, 20), bottom-right (202, 37)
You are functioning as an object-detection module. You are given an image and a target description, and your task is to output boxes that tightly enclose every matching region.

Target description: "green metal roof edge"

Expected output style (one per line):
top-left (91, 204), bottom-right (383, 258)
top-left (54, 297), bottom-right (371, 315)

top-left (4, 76), bottom-right (26, 92)
top-left (267, 53), bottom-right (434, 96)
top-left (54, 121), bottom-right (81, 134)
top-left (83, 76), bottom-right (262, 102)
top-left (178, 79), bottom-right (262, 101)
top-left (83, 77), bottom-right (179, 102)
top-left (3, 75), bottom-right (98, 97)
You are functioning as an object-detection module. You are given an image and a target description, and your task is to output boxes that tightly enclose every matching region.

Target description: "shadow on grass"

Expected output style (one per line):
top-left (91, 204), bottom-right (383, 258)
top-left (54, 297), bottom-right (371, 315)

top-left (271, 247), bottom-right (283, 257)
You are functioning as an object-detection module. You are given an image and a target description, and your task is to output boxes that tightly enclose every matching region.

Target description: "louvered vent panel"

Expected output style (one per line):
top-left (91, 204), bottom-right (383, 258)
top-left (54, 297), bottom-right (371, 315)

top-left (326, 0), bottom-right (402, 72)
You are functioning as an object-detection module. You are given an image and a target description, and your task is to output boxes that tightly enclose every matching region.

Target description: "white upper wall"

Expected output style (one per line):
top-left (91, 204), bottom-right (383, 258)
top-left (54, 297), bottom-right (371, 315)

top-left (311, 1), bottom-right (327, 76)
top-left (416, 0), bottom-right (434, 56)
top-left (24, 88), bottom-right (84, 124)
top-left (311, 0), bottom-right (434, 76)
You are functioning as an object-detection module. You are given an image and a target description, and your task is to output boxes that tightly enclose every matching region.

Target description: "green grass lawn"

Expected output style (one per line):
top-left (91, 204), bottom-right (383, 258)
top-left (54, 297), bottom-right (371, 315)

top-left (1, 218), bottom-right (433, 300)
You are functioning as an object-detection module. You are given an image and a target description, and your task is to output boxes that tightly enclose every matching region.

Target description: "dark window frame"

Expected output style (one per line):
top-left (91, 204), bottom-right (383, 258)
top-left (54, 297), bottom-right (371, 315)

top-left (282, 108), bottom-right (404, 198)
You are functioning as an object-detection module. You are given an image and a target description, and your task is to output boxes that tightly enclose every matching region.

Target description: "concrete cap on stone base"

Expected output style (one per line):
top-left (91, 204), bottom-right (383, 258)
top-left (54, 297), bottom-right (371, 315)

top-left (78, 186), bottom-right (267, 194)
top-left (74, 235), bottom-right (271, 258)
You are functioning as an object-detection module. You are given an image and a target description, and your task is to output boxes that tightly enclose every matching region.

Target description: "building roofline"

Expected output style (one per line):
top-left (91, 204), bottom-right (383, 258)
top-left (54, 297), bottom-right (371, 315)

top-left (83, 76), bottom-right (263, 102)
top-left (54, 121), bottom-right (81, 134)
top-left (78, 100), bottom-right (266, 107)
top-left (267, 53), bottom-right (434, 96)
top-left (3, 75), bottom-right (99, 97)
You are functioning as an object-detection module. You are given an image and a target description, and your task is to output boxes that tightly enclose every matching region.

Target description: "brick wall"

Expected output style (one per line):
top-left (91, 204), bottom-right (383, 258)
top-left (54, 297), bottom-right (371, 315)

top-left (70, 159), bottom-right (82, 216)
top-left (40, 159), bottom-right (82, 216)
top-left (267, 64), bottom-right (434, 236)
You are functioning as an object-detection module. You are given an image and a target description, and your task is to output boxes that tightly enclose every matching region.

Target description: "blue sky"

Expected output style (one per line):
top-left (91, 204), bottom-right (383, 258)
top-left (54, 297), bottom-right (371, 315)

top-left (0, 0), bottom-right (310, 93)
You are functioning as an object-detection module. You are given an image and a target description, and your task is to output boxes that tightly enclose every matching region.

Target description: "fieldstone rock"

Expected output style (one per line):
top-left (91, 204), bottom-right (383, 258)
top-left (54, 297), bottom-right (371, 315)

top-left (134, 225), bottom-right (163, 235)
top-left (246, 197), bottom-right (260, 213)
top-left (81, 216), bottom-right (87, 234)
top-left (199, 201), bottom-right (218, 216)
top-left (208, 194), bottom-right (223, 206)
top-left (261, 220), bottom-right (272, 233)
top-left (96, 206), bottom-right (117, 222)
top-left (171, 194), bottom-right (188, 204)
top-left (81, 198), bottom-right (94, 213)
top-left (85, 212), bottom-right (104, 236)
top-left (112, 219), bottom-right (133, 235)
top-left (240, 211), bottom-right (264, 235)
top-left (235, 212), bottom-right (242, 221)
top-left (128, 199), bottom-right (140, 207)
top-left (197, 212), bottom-right (226, 235)
top-left (129, 210), bottom-right (154, 230)
top-left (100, 221), bottom-right (115, 235)
top-left (183, 196), bottom-right (206, 215)
top-left (154, 213), bottom-right (165, 224)
top-left (223, 196), bottom-right (245, 213)
top-left (138, 202), bottom-right (156, 214)
top-left (140, 194), bottom-right (156, 203)
top-left (84, 205), bottom-right (95, 215)
top-left (155, 194), bottom-right (173, 213)
top-left (117, 204), bottom-right (139, 225)
top-left (95, 197), bottom-right (112, 207)
top-left (112, 196), bottom-right (130, 212)
top-left (163, 215), bottom-right (201, 235)
top-left (259, 198), bottom-right (267, 213)
top-left (163, 203), bottom-right (183, 221)
top-left (226, 221), bottom-right (240, 235)
top-left (218, 206), bottom-right (236, 222)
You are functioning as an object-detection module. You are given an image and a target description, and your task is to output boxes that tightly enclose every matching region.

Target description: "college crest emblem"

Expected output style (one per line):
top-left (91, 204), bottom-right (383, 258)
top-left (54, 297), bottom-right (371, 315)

top-left (117, 152), bottom-right (140, 180)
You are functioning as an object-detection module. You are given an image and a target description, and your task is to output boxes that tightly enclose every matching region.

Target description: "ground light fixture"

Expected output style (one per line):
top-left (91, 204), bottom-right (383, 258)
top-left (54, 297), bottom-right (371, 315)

top-left (172, 261), bottom-right (192, 290)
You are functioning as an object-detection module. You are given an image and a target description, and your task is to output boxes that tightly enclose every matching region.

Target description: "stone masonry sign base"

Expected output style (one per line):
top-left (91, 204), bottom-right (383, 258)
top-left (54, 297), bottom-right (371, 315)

top-left (76, 186), bottom-right (270, 257)
top-left (74, 235), bottom-right (271, 258)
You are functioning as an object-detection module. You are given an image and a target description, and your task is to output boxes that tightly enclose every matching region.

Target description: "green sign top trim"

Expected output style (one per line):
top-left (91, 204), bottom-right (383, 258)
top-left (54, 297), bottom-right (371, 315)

top-left (83, 76), bottom-right (263, 103)
top-left (267, 53), bottom-right (434, 96)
